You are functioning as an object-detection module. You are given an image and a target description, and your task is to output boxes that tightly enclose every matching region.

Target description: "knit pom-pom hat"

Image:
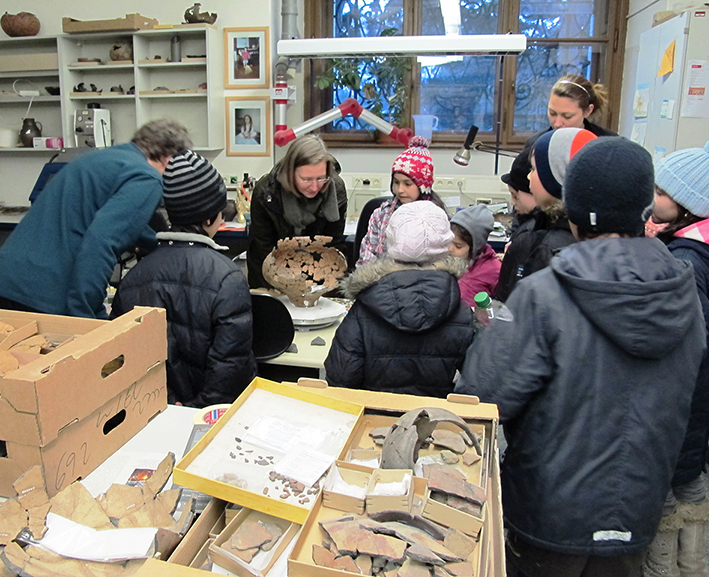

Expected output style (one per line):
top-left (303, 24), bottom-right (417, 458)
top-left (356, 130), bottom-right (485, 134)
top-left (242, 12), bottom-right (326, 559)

top-left (163, 150), bottom-right (226, 225)
top-left (385, 201), bottom-right (453, 263)
top-left (391, 136), bottom-right (434, 197)
top-left (533, 128), bottom-right (597, 199)
top-left (655, 141), bottom-right (709, 217)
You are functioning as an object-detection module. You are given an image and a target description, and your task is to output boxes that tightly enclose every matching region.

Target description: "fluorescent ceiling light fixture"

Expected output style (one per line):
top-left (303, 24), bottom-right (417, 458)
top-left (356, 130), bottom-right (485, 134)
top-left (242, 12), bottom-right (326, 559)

top-left (418, 55), bottom-right (464, 66)
top-left (277, 34), bottom-right (527, 58)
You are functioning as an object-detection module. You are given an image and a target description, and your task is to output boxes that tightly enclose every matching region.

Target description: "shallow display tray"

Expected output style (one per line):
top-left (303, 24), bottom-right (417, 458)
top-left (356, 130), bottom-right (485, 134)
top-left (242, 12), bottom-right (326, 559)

top-left (277, 296), bottom-right (346, 331)
top-left (173, 378), bottom-right (364, 524)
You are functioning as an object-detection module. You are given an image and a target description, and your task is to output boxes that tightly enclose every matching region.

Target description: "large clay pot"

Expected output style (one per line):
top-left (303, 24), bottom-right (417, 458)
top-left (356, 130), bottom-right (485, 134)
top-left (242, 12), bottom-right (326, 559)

top-left (1, 12), bottom-right (41, 37)
top-left (19, 118), bottom-right (42, 148)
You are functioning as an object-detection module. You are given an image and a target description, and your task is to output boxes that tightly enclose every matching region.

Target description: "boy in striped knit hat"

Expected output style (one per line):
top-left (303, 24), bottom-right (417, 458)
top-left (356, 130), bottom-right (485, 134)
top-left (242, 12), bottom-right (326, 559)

top-left (112, 150), bottom-right (256, 407)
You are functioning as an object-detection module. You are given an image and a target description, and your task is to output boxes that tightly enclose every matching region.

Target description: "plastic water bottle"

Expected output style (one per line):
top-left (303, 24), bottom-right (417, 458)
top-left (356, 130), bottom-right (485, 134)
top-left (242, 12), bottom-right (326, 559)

top-left (474, 291), bottom-right (495, 328)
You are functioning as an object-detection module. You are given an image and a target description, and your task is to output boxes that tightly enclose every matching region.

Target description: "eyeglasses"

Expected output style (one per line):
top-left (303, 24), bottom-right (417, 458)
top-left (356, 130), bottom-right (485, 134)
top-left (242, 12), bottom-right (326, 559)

top-left (296, 175), bottom-right (330, 185)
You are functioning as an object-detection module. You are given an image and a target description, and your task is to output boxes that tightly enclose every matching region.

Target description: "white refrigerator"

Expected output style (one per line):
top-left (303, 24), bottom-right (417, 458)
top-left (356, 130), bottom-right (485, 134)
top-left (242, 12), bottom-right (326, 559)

top-left (632, 9), bottom-right (709, 159)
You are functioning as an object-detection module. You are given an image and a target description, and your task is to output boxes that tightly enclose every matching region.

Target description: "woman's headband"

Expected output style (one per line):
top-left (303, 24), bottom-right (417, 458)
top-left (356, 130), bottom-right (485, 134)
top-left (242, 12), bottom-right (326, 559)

top-left (556, 79), bottom-right (591, 98)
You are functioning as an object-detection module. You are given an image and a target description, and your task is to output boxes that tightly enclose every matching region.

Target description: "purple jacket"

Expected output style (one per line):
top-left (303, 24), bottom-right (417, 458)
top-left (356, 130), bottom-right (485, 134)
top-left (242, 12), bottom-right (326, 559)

top-left (458, 243), bottom-right (501, 307)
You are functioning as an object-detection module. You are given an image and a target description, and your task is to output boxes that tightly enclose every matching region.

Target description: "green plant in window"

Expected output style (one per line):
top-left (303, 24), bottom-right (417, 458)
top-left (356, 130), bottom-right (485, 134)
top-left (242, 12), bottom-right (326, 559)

top-left (314, 28), bottom-right (413, 127)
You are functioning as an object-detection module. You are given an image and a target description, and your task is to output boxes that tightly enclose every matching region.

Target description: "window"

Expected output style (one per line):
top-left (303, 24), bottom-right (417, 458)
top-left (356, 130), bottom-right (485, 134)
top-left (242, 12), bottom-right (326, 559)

top-left (304, 0), bottom-right (627, 147)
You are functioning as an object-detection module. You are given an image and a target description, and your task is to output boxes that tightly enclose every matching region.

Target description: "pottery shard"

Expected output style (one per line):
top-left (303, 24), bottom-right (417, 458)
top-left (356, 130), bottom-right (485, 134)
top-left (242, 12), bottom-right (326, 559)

top-left (11, 334), bottom-right (48, 354)
top-left (100, 483), bottom-right (147, 519)
top-left (0, 350), bottom-right (19, 375)
top-left (13, 466), bottom-right (48, 510)
top-left (0, 321), bottom-right (14, 333)
top-left (447, 494), bottom-right (483, 517)
top-left (356, 554), bottom-right (373, 575)
top-left (440, 450), bottom-right (459, 464)
top-left (444, 561), bottom-right (474, 577)
top-left (27, 502), bottom-right (51, 539)
top-left (444, 529), bottom-right (477, 560)
top-left (261, 522), bottom-right (284, 551)
top-left (431, 430), bottom-right (467, 454)
top-left (0, 499), bottom-right (26, 546)
top-left (359, 519), bottom-right (462, 563)
top-left (427, 466), bottom-right (486, 506)
top-left (231, 519), bottom-right (273, 550)
top-left (233, 546), bottom-right (260, 563)
top-left (324, 521), bottom-right (407, 562)
top-left (313, 544), bottom-right (337, 568)
top-left (335, 555), bottom-right (360, 573)
top-left (462, 451), bottom-right (482, 467)
top-left (49, 482), bottom-right (113, 530)
top-left (398, 557), bottom-right (432, 577)
top-left (369, 427), bottom-right (391, 440)
top-left (405, 542), bottom-right (445, 566)
top-left (145, 452), bottom-right (176, 496)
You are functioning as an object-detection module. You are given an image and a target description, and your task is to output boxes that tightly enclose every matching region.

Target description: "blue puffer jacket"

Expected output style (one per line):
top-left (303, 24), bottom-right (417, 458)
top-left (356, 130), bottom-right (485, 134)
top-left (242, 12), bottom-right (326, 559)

top-left (667, 236), bottom-right (709, 486)
top-left (324, 256), bottom-right (474, 397)
top-left (112, 232), bottom-right (257, 408)
top-left (456, 237), bottom-right (706, 555)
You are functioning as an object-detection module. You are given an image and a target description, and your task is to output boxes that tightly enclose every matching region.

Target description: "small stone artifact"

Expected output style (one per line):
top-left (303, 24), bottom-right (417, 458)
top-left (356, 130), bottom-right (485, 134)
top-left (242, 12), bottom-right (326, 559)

top-left (184, 3), bottom-right (218, 24)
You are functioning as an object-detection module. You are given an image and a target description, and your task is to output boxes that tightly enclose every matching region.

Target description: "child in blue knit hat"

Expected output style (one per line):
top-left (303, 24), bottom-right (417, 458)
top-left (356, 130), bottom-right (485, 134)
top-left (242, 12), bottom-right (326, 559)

top-left (645, 141), bottom-right (709, 577)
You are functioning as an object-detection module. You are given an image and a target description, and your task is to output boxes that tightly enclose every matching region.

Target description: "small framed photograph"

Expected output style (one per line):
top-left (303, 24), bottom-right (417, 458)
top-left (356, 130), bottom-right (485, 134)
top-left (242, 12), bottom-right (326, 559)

top-left (224, 27), bottom-right (270, 89)
top-left (226, 96), bottom-right (271, 157)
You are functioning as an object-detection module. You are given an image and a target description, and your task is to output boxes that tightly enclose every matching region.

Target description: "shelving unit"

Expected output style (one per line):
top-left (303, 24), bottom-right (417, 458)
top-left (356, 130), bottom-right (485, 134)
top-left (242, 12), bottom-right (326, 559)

top-left (0, 36), bottom-right (62, 150)
top-left (57, 25), bottom-right (223, 151)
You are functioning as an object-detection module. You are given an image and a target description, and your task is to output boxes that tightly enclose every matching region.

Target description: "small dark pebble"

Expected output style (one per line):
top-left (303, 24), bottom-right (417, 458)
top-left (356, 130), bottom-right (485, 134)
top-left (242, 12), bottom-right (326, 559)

top-left (280, 493), bottom-right (288, 499)
top-left (237, 445), bottom-right (242, 450)
top-left (235, 437), bottom-right (242, 442)
top-left (244, 459), bottom-right (249, 463)
top-left (263, 487), bottom-right (269, 495)
top-left (229, 452), bottom-right (236, 459)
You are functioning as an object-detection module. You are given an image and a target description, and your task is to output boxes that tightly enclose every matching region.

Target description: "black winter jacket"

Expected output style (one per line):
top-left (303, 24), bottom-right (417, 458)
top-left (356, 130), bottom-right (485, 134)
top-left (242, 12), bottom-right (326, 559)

top-left (247, 167), bottom-right (348, 289)
top-left (456, 237), bottom-right (706, 555)
top-left (112, 232), bottom-right (257, 408)
top-left (324, 256), bottom-right (474, 397)
top-left (667, 237), bottom-right (709, 486)
top-left (495, 205), bottom-right (575, 302)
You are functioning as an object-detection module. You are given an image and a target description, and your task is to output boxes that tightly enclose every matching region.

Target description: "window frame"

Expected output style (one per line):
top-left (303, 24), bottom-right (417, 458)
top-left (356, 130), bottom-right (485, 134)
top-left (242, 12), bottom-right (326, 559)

top-left (303, 0), bottom-right (628, 149)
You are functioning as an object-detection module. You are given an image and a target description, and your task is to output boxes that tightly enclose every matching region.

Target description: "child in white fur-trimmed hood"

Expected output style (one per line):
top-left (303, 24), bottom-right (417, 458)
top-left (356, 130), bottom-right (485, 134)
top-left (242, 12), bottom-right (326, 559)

top-left (325, 201), bottom-right (473, 398)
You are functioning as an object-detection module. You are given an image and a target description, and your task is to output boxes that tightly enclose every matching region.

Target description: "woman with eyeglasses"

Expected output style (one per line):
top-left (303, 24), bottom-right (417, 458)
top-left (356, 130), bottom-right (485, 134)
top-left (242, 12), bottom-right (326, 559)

top-left (247, 134), bottom-right (348, 288)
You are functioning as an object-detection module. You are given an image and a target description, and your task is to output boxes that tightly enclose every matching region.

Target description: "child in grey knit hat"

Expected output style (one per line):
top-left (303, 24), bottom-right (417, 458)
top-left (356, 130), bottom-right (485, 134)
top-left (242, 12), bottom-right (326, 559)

top-left (449, 205), bottom-right (501, 307)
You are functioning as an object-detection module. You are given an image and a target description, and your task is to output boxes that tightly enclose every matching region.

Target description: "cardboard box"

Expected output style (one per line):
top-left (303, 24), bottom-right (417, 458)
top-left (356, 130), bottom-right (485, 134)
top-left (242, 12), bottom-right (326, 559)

top-left (422, 486), bottom-right (485, 538)
top-left (365, 468), bottom-right (414, 514)
top-left (0, 53), bottom-right (58, 73)
top-left (210, 508), bottom-right (298, 577)
top-left (322, 461), bottom-right (371, 515)
top-left (0, 307), bottom-right (168, 497)
top-left (62, 13), bottom-right (159, 33)
top-left (344, 447), bottom-right (380, 468)
top-left (173, 378), bottom-right (364, 525)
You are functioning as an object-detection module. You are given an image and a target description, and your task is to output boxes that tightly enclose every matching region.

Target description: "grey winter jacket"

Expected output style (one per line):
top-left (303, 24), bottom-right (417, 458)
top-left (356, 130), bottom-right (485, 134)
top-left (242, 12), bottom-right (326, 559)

top-left (324, 256), bottom-right (474, 397)
top-left (456, 237), bottom-right (706, 555)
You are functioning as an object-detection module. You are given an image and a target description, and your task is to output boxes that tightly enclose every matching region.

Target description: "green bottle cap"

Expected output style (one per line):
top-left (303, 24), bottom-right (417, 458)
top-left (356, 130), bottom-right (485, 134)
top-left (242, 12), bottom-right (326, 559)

top-left (474, 291), bottom-right (491, 308)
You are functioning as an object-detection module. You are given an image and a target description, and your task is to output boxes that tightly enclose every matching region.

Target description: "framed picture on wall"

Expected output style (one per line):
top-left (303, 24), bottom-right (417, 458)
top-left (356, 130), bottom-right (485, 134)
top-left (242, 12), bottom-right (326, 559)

top-left (226, 96), bottom-right (271, 157)
top-left (224, 27), bottom-right (270, 89)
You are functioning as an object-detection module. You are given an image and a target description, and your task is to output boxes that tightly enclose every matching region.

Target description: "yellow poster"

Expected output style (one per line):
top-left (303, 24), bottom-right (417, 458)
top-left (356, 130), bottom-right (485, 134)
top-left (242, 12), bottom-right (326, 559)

top-left (658, 40), bottom-right (676, 76)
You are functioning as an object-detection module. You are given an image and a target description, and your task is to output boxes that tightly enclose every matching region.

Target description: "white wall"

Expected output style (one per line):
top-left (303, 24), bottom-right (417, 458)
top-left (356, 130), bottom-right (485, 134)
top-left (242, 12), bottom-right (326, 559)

top-left (0, 0), bottom-right (512, 208)
top-left (619, 0), bottom-right (666, 138)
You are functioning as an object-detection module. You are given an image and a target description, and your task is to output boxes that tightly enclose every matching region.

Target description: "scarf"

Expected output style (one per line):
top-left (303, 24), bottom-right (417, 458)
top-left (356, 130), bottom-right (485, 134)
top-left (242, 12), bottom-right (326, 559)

top-left (675, 218), bottom-right (709, 244)
top-left (281, 182), bottom-right (341, 235)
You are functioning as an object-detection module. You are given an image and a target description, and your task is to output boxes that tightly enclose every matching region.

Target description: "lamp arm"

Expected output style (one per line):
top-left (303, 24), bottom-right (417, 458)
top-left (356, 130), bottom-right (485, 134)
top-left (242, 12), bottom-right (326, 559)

top-left (274, 97), bottom-right (412, 147)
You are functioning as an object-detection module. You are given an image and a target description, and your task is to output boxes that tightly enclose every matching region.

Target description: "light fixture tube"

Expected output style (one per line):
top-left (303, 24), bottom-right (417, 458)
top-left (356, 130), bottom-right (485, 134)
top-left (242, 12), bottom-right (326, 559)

top-left (277, 34), bottom-right (526, 58)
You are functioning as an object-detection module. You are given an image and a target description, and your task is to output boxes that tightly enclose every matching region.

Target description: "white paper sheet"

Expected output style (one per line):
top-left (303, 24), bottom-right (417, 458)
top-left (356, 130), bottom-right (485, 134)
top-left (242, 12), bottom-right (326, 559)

top-left (31, 513), bottom-right (157, 562)
top-left (274, 446), bottom-right (335, 488)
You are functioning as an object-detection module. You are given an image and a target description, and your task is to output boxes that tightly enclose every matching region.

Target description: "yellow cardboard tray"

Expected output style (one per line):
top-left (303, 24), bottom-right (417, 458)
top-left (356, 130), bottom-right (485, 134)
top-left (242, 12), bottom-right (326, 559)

top-left (173, 378), bottom-right (364, 525)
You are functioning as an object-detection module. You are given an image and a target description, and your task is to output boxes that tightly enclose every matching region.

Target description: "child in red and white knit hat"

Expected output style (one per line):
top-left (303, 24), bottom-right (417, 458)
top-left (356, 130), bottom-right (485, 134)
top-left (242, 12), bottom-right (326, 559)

top-left (356, 136), bottom-right (447, 266)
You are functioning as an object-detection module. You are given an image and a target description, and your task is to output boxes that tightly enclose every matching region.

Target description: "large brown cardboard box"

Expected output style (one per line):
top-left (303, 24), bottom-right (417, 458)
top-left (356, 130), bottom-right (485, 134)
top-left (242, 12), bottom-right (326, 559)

top-left (62, 13), bottom-right (159, 33)
top-left (0, 307), bottom-right (168, 497)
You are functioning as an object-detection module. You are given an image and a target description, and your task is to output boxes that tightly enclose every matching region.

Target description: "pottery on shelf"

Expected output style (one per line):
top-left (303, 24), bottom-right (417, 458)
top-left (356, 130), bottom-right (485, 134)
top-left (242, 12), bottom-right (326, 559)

top-left (262, 236), bottom-right (347, 307)
top-left (1, 12), bottom-right (40, 37)
top-left (109, 41), bottom-right (133, 62)
top-left (19, 118), bottom-right (42, 147)
top-left (184, 3), bottom-right (218, 25)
